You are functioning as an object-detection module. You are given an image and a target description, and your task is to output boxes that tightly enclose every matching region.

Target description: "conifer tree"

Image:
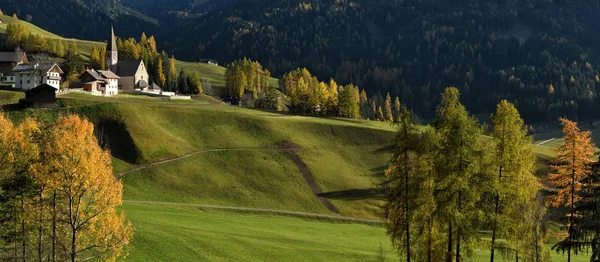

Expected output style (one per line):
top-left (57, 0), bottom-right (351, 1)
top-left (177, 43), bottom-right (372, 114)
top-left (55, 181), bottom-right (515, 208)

top-left (489, 100), bottom-right (539, 261)
top-left (435, 87), bottom-right (483, 262)
top-left (384, 93), bottom-right (393, 122)
top-left (548, 118), bottom-right (595, 260)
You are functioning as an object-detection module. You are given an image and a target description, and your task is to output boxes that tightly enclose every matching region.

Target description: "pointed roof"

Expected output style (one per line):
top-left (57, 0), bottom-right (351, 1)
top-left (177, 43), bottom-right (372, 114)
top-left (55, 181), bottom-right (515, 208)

top-left (109, 26), bottom-right (117, 52)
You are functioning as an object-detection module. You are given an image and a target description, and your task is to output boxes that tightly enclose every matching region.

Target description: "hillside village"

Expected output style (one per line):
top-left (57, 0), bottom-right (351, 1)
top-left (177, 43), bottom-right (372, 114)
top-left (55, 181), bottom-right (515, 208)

top-left (0, 26), bottom-right (188, 105)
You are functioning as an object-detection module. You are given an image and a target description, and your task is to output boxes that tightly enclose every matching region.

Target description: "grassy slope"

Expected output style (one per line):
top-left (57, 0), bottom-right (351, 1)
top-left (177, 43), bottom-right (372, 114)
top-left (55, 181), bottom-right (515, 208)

top-left (124, 203), bottom-right (591, 262)
top-left (0, 90), bottom-right (24, 105)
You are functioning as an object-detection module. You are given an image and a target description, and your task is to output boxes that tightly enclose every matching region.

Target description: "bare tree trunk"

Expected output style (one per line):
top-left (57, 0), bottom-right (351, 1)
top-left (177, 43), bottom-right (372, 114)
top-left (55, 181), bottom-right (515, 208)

top-left (21, 195), bottom-right (26, 262)
top-left (456, 191), bottom-right (462, 262)
top-left (38, 192), bottom-right (43, 262)
top-left (447, 222), bottom-right (453, 262)
top-left (491, 166), bottom-right (503, 262)
top-left (404, 126), bottom-right (410, 262)
top-left (52, 191), bottom-right (56, 262)
top-left (568, 140), bottom-right (575, 262)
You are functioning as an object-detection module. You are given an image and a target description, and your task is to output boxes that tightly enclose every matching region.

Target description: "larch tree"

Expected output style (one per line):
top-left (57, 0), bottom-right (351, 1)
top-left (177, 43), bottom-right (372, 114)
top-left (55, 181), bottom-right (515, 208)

top-left (394, 96), bottom-right (401, 122)
top-left (547, 118), bottom-right (595, 260)
top-left (434, 87), bottom-right (483, 262)
top-left (46, 115), bottom-right (133, 262)
top-left (384, 93), bottom-right (393, 122)
top-left (382, 104), bottom-right (418, 262)
top-left (489, 100), bottom-right (539, 261)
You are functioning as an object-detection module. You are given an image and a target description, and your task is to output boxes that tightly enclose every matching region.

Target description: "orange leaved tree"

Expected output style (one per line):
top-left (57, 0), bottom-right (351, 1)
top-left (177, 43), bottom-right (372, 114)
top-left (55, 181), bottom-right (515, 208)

top-left (547, 117), bottom-right (595, 260)
top-left (46, 115), bottom-right (133, 262)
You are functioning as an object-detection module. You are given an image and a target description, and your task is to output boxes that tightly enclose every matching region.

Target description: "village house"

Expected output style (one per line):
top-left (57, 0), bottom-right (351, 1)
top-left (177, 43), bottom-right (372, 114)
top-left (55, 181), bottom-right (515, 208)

top-left (106, 27), bottom-right (151, 92)
top-left (0, 47), bottom-right (27, 87)
top-left (80, 69), bottom-right (120, 96)
top-left (12, 63), bottom-right (63, 91)
top-left (24, 84), bottom-right (57, 108)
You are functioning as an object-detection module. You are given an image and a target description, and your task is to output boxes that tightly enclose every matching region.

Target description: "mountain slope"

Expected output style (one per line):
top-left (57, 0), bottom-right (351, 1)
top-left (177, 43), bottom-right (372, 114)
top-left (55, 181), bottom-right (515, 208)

top-left (0, 0), bottom-right (158, 40)
top-left (160, 0), bottom-right (600, 123)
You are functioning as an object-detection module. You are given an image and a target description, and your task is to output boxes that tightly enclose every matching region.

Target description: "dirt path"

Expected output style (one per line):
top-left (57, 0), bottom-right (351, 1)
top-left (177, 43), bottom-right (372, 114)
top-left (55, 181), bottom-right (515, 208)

top-left (278, 142), bottom-right (341, 214)
top-left (116, 147), bottom-right (299, 178)
top-left (117, 143), bottom-right (341, 215)
top-left (124, 200), bottom-right (381, 224)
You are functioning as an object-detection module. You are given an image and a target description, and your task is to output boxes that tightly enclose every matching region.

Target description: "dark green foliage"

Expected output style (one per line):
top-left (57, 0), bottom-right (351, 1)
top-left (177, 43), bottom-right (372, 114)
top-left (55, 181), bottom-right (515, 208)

top-left (161, 0), bottom-right (600, 123)
top-left (2, 0), bottom-right (158, 40)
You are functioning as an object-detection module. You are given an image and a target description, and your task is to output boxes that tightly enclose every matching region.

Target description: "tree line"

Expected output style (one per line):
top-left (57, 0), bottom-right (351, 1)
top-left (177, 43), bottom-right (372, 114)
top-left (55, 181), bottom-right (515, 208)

top-left (163, 0), bottom-right (600, 124)
top-left (383, 87), bottom-right (600, 261)
top-left (0, 114), bottom-right (132, 261)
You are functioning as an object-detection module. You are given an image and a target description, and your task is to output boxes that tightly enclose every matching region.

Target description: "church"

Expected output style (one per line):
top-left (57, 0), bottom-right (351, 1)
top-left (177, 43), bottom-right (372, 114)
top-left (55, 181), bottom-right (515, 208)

top-left (106, 27), bottom-right (150, 92)
top-left (78, 27), bottom-right (160, 96)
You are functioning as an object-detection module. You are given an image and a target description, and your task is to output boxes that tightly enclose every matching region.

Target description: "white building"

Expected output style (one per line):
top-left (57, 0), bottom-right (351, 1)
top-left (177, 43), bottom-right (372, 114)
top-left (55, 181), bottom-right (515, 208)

top-left (0, 73), bottom-right (16, 87)
top-left (80, 69), bottom-right (120, 96)
top-left (12, 63), bottom-right (63, 91)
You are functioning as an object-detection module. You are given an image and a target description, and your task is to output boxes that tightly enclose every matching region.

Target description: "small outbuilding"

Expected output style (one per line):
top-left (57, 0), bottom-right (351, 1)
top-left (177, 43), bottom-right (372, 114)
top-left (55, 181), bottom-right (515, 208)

top-left (24, 84), bottom-right (57, 108)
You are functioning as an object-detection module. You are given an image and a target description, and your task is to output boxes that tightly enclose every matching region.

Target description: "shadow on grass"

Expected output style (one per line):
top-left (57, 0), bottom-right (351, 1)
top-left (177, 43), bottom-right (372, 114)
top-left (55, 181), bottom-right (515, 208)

top-left (96, 118), bottom-right (141, 165)
top-left (318, 188), bottom-right (385, 201)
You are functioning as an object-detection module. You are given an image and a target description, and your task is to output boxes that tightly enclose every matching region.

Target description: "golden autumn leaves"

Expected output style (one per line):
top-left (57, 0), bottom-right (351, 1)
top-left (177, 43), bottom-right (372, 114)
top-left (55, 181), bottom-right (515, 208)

top-left (0, 114), bottom-right (132, 261)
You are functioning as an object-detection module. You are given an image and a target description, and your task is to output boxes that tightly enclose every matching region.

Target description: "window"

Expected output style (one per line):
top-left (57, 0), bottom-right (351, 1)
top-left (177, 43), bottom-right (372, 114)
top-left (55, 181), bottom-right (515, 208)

top-left (27, 80), bottom-right (30, 84)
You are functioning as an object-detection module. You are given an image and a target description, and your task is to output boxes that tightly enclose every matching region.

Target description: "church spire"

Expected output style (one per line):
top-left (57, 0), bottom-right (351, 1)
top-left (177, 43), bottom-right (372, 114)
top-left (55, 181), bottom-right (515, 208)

top-left (110, 26), bottom-right (117, 53)
top-left (107, 26), bottom-right (118, 73)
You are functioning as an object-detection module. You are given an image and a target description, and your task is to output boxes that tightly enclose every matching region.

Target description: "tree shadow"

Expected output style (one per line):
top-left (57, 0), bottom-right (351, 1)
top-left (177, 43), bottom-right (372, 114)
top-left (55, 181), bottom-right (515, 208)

top-left (373, 144), bottom-right (394, 154)
top-left (370, 165), bottom-right (387, 178)
top-left (318, 188), bottom-right (385, 201)
top-left (95, 118), bottom-right (141, 165)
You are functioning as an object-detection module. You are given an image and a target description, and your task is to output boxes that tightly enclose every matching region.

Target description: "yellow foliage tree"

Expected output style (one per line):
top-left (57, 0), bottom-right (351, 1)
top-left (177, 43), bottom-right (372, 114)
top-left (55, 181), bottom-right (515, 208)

top-left (46, 115), bottom-right (133, 262)
top-left (547, 117), bottom-right (595, 261)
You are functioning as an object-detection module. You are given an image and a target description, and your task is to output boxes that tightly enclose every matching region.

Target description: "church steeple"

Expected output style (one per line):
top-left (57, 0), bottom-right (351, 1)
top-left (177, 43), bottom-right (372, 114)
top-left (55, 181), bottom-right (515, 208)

top-left (106, 26), bottom-right (118, 73)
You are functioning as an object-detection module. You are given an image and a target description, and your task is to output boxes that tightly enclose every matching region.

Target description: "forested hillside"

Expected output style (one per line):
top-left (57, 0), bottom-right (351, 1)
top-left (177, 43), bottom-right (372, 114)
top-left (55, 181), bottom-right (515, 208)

top-left (0, 0), bottom-right (158, 40)
top-left (161, 0), bottom-right (600, 123)
top-left (120, 0), bottom-right (241, 28)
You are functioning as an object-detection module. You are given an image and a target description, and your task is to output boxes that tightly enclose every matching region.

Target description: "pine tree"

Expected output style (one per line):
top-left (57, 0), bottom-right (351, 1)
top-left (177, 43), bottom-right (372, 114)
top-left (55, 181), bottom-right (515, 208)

top-left (547, 118), bottom-right (595, 260)
top-left (434, 87), bottom-right (483, 262)
top-left (489, 100), bottom-right (539, 261)
top-left (384, 93), bottom-right (393, 122)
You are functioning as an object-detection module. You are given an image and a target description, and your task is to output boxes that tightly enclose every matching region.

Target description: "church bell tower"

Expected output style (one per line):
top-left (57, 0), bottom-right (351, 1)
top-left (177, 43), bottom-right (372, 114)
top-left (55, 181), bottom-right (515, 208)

top-left (106, 26), bottom-right (118, 73)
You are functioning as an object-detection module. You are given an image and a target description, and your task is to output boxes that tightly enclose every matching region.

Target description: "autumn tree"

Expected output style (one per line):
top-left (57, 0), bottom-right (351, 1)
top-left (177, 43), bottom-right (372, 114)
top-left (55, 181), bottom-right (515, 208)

top-left (435, 87), bottom-right (483, 262)
top-left (338, 84), bottom-right (360, 118)
top-left (488, 100), bottom-right (539, 261)
top-left (47, 115), bottom-right (132, 262)
top-left (384, 93), bottom-right (393, 122)
top-left (547, 118), bottom-right (595, 260)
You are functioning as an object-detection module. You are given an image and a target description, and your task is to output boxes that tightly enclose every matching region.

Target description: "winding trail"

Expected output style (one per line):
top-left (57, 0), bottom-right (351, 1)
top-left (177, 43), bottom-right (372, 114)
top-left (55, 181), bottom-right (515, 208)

top-left (116, 147), bottom-right (298, 178)
top-left (117, 144), bottom-right (341, 215)
top-left (124, 200), bottom-right (382, 224)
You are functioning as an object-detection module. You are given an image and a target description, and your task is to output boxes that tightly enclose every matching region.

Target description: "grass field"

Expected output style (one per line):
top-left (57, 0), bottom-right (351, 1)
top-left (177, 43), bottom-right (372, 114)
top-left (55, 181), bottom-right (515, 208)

top-left (123, 203), bottom-right (591, 262)
top-left (0, 90), bottom-right (23, 105)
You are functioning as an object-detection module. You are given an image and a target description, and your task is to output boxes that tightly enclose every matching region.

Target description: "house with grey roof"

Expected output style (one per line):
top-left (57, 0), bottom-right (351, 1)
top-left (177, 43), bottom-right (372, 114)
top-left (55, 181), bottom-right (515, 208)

top-left (0, 47), bottom-right (27, 86)
top-left (12, 63), bottom-right (63, 91)
top-left (106, 27), bottom-right (151, 92)
top-left (80, 69), bottom-right (120, 96)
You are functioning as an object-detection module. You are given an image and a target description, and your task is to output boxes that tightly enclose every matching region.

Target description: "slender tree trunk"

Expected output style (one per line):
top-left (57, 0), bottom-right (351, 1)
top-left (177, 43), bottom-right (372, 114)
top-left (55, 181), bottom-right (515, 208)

top-left (447, 222), bottom-right (453, 262)
top-left (515, 251), bottom-right (519, 262)
top-left (14, 202), bottom-right (18, 262)
top-left (38, 192), bottom-right (43, 262)
top-left (568, 140), bottom-right (575, 262)
top-left (491, 166), bottom-right (503, 262)
top-left (21, 195), bottom-right (26, 262)
top-left (535, 219), bottom-right (539, 262)
top-left (428, 217), bottom-right (432, 262)
top-left (70, 228), bottom-right (77, 262)
top-left (456, 191), bottom-right (462, 262)
top-left (52, 191), bottom-right (56, 262)
top-left (404, 125), bottom-right (410, 262)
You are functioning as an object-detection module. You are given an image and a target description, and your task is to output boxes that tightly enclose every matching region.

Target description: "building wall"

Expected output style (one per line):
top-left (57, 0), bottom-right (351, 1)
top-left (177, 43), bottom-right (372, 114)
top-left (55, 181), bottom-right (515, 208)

top-left (106, 78), bottom-right (119, 96)
top-left (15, 72), bottom-right (40, 90)
top-left (119, 76), bottom-right (135, 92)
top-left (16, 72), bottom-right (61, 90)
top-left (134, 62), bottom-right (149, 87)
